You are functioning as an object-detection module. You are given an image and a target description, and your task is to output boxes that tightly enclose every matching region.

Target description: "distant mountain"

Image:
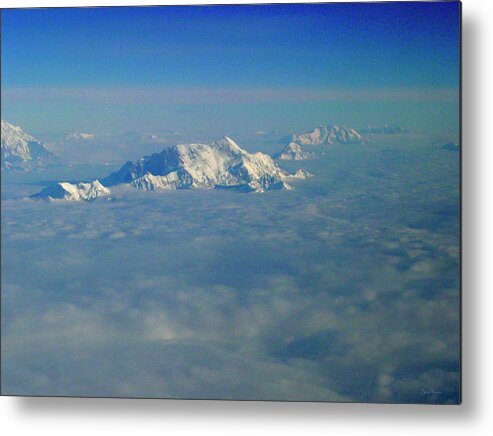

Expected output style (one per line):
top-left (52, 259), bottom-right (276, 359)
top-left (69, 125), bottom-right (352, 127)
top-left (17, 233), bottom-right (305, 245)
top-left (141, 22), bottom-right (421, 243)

top-left (288, 169), bottom-right (313, 179)
top-left (441, 142), bottom-right (460, 152)
top-left (274, 142), bottom-right (312, 161)
top-left (361, 125), bottom-right (407, 135)
top-left (102, 136), bottom-right (307, 193)
top-left (1, 120), bottom-right (56, 170)
top-left (32, 136), bottom-right (311, 201)
top-left (66, 132), bottom-right (95, 140)
top-left (32, 180), bottom-right (110, 202)
top-left (288, 125), bottom-right (363, 146)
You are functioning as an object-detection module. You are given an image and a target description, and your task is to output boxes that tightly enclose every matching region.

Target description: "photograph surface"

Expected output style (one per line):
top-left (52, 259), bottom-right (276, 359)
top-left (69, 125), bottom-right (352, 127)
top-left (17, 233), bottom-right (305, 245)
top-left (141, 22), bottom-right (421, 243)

top-left (1, 2), bottom-right (460, 403)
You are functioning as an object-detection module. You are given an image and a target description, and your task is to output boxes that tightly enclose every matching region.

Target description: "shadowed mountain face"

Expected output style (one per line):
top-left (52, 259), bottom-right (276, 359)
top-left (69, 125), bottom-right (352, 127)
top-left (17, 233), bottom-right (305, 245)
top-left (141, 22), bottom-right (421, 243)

top-left (1, 120), bottom-right (56, 170)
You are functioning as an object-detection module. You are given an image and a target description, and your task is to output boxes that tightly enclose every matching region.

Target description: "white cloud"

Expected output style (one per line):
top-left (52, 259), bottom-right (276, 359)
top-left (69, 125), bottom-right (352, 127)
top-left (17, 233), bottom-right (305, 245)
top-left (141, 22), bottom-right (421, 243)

top-left (1, 138), bottom-right (460, 402)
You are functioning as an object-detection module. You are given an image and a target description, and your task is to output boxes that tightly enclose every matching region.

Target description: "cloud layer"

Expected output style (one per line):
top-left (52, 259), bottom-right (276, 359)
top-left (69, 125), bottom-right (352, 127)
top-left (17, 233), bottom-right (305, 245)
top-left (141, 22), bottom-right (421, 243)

top-left (1, 138), bottom-right (460, 402)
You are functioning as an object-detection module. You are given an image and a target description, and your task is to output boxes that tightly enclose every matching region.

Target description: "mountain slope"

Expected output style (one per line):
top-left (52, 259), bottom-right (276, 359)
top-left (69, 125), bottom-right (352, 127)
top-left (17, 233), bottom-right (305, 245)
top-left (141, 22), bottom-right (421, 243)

top-left (1, 120), bottom-right (56, 169)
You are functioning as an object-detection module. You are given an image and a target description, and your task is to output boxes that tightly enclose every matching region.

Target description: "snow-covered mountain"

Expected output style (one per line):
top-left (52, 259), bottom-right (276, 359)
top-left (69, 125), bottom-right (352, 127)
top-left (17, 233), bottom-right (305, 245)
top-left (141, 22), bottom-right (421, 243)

top-left (1, 120), bottom-right (56, 170)
top-left (274, 142), bottom-right (312, 161)
top-left (289, 125), bottom-right (363, 146)
top-left (31, 136), bottom-right (312, 201)
top-left (32, 180), bottom-right (110, 202)
top-left (102, 136), bottom-right (307, 193)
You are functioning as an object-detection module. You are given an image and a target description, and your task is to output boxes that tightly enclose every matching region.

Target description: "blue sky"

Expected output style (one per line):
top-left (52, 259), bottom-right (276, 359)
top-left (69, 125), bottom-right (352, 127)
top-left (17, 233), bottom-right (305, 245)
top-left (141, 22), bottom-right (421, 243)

top-left (1, 2), bottom-right (460, 136)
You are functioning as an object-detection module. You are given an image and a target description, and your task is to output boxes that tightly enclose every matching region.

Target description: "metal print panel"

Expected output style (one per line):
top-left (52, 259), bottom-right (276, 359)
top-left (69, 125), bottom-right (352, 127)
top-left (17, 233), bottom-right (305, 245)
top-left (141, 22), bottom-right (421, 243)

top-left (0, 2), bottom-right (461, 403)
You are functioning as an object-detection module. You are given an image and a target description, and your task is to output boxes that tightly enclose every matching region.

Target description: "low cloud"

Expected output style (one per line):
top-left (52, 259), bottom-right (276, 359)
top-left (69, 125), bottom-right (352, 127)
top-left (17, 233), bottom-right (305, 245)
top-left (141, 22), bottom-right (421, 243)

top-left (1, 140), bottom-right (460, 402)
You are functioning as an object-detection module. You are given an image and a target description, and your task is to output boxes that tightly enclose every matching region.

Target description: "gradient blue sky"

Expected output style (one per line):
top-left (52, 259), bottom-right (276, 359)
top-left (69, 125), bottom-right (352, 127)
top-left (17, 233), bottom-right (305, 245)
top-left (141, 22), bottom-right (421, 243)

top-left (1, 2), bottom-right (460, 136)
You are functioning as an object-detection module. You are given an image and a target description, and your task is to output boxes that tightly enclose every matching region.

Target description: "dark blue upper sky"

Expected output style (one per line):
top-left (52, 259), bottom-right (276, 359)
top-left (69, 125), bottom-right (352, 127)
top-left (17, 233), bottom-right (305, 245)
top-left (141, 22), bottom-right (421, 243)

top-left (0, 3), bottom-right (460, 136)
top-left (2, 2), bottom-right (460, 89)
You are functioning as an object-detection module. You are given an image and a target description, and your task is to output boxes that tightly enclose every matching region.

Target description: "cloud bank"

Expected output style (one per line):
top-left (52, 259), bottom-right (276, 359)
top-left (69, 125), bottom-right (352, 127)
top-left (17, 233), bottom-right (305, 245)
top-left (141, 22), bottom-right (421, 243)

top-left (1, 138), bottom-right (460, 402)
